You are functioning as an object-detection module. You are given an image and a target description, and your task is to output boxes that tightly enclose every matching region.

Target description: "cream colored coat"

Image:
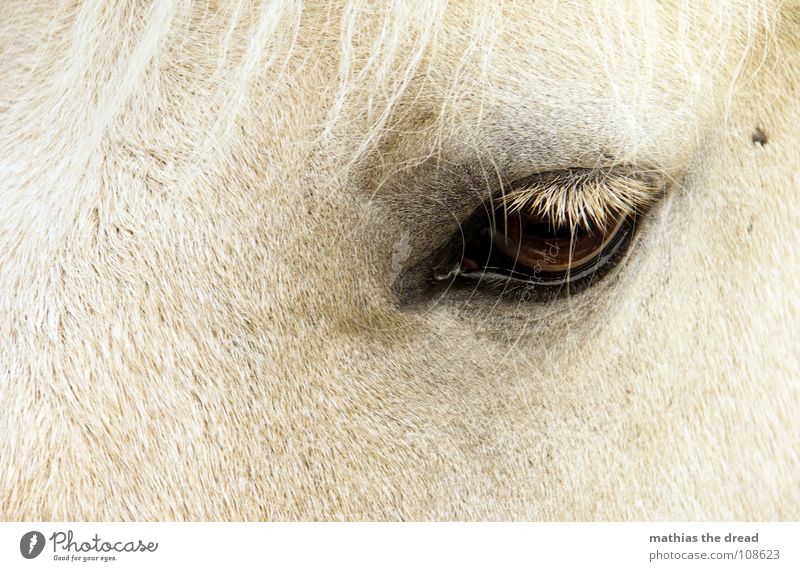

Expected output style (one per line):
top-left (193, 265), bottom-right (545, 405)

top-left (1, 1), bottom-right (798, 520)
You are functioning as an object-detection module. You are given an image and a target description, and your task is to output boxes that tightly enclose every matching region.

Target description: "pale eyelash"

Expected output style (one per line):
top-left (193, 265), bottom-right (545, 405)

top-left (497, 168), bottom-right (663, 232)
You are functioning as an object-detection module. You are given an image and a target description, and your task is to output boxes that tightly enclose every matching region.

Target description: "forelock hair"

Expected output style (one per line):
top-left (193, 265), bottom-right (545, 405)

top-left (1, 0), bottom-right (779, 181)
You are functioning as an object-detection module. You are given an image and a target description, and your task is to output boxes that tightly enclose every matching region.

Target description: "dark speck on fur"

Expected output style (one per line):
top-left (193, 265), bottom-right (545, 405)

top-left (752, 127), bottom-right (768, 146)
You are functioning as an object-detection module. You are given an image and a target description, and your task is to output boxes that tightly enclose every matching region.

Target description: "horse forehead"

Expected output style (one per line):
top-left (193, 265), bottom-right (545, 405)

top-left (230, 2), bottom-right (749, 185)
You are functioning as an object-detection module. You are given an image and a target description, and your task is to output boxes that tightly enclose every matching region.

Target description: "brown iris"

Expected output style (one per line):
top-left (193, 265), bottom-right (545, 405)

top-left (459, 208), bottom-right (632, 286)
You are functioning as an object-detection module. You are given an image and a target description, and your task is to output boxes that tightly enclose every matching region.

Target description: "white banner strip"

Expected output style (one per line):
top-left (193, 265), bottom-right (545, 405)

top-left (1, 522), bottom-right (797, 570)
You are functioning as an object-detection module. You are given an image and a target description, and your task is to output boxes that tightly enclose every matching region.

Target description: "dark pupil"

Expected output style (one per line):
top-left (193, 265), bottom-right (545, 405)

top-left (515, 217), bottom-right (576, 240)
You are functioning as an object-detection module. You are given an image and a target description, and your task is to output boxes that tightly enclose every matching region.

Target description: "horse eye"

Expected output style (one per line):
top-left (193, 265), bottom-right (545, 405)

top-left (451, 207), bottom-right (634, 287)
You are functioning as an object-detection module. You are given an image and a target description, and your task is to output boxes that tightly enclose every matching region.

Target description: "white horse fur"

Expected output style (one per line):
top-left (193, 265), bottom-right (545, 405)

top-left (1, 0), bottom-right (798, 520)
